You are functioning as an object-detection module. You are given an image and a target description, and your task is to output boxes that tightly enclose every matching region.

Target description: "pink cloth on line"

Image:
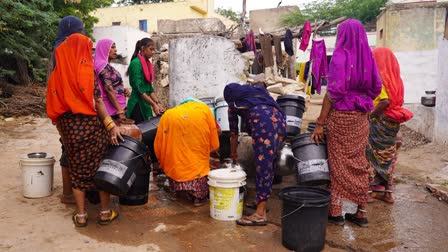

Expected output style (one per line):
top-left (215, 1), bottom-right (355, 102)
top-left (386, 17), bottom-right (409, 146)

top-left (310, 39), bottom-right (328, 94)
top-left (299, 21), bottom-right (312, 51)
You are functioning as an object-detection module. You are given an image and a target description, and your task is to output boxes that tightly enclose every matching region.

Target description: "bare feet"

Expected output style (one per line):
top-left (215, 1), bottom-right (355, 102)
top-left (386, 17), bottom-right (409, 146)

top-left (373, 191), bottom-right (394, 204)
top-left (61, 194), bottom-right (76, 204)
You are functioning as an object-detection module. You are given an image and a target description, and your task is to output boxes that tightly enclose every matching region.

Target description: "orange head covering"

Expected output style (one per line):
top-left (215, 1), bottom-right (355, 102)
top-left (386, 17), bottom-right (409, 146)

top-left (373, 47), bottom-right (413, 123)
top-left (46, 33), bottom-right (97, 123)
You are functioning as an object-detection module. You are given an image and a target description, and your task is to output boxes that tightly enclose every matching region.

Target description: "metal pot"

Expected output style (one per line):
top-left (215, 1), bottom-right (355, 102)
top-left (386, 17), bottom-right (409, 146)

top-left (237, 135), bottom-right (296, 178)
top-left (421, 91), bottom-right (436, 107)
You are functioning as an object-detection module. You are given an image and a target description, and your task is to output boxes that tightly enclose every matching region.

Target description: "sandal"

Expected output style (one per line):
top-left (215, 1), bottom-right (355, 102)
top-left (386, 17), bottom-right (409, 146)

top-left (236, 213), bottom-right (267, 226)
top-left (98, 209), bottom-right (119, 225)
top-left (244, 202), bottom-right (270, 212)
top-left (373, 190), bottom-right (394, 204)
top-left (72, 213), bottom-right (88, 227)
top-left (345, 213), bottom-right (368, 228)
top-left (328, 215), bottom-right (345, 226)
top-left (193, 198), bottom-right (209, 207)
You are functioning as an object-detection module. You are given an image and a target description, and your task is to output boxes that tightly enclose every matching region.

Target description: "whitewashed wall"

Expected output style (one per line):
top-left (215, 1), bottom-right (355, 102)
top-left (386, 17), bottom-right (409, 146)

top-left (169, 36), bottom-right (246, 106)
top-left (93, 26), bottom-right (151, 88)
top-left (395, 50), bottom-right (438, 103)
top-left (435, 38), bottom-right (448, 144)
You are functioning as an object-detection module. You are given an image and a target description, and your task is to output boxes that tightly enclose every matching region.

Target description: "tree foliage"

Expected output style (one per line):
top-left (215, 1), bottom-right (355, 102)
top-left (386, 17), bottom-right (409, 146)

top-left (0, 0), bottom-right (114, 84)
top-left (216, 7), bottom-right (240, 23)
top-left (282, 0), bottom-right (387, 27)
top-left (115, 0), bottom-right (173, 6)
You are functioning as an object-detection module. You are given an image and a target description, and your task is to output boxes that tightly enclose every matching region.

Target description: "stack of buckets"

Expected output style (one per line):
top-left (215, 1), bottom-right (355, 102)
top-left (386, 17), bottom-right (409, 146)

top-left (275, 95), bottom-right (331, 252)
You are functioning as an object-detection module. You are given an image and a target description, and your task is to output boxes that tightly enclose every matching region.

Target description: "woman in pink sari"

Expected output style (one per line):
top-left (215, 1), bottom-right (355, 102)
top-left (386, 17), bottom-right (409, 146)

top-left (312, 19), bottom-right (382, 227)
top-left (94, 39), bottom-right (130, 122)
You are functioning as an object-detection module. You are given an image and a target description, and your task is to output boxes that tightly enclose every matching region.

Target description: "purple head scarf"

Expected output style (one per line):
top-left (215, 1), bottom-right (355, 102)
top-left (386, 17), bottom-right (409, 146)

top-left (327, 19), bottom-right (382, 112)
top-left (94, 39), bottom-right (114, 75)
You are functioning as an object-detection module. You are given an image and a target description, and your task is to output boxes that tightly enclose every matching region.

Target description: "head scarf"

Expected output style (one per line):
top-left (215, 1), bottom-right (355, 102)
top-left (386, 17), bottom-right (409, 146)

top-left (223, 83), bottom-right (284, 117)
top-left (94, 39), bottom-right (114, 75)
top-left (46, 34), bottom-right (96, 123)
top-left (327, 19), bottom-right (382, 112)
top-left (52, 16), bottom-right (84, 68)
top-left (373, 47), bottom-right (413, 123)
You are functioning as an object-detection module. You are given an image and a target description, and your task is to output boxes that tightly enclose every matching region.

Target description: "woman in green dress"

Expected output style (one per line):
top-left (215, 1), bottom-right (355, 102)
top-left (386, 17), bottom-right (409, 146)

top-left (126, 38), bottom-right (164, 123)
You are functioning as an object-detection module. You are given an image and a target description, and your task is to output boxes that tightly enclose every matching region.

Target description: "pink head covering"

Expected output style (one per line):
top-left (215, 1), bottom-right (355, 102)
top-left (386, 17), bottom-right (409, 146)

top-left (327, 19), bottom-right (382, 112)
top-left (94, 39), bottom-right (114, 74)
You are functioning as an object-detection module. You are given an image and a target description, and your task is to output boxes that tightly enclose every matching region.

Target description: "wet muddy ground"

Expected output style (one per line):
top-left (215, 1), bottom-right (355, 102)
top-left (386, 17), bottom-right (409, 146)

top-left (1, 115), bottom-right (448, 252)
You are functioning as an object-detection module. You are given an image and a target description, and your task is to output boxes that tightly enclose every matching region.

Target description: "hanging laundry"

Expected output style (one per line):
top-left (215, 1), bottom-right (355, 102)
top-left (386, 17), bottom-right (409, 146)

top-left (309, 39), bottom-right (328, 94)
top-left (245, 30), bottom-right (257, 56)
top-left (272, 35), bottom-right (282, 66)
top-left (299, 21), bottom-right (312, 51)
top-left (260, 35), bottom-right (274, 67)
top-left (252, 52), bottom-right (264, 74)
top-left (284, 29), bottom-right (294, 56)
top-left (298, 62), bottom-right (306, 83)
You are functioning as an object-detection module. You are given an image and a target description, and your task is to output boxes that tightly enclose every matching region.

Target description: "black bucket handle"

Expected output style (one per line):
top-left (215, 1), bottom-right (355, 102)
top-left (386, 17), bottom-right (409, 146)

top-left (281, 202), bottom-right (329, 219)
top-left (116, 154), bottom-right (144, 164)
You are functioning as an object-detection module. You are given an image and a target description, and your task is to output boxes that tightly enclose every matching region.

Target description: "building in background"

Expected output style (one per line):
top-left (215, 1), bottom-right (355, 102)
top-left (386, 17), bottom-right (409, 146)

top-left (92, 0), bottom-right (235, 33)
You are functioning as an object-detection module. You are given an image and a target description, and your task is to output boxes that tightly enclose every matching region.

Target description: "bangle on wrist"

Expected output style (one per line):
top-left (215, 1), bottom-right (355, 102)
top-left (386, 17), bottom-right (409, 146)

top-left (316, 121), bottom-right (325, 126)
top-left (103, 116), bottom-right (113, 127)
top-left (106, 122), bottom-right (116, 131)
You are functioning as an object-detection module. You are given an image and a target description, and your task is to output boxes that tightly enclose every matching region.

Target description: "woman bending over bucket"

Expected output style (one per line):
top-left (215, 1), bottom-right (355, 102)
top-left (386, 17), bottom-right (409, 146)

top-left (126, 38), bottom-right (164, 124)
top-left (312, 19), bottom-right (382, 228)
top-left (47, 16), bottom-right (123, 227)
top-left (154, 98), bottom-right (219, 206)
top-left (224, 83), bottom-right (286, 226)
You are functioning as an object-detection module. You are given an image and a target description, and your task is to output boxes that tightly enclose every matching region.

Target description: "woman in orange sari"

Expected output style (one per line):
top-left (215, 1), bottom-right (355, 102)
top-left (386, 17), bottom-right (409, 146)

top-left (154, 98), bottom-right (219, 206)
top-left (47, 16), bottom-right (122, 227)
top-left (367, 47), bottom-right (413, 204)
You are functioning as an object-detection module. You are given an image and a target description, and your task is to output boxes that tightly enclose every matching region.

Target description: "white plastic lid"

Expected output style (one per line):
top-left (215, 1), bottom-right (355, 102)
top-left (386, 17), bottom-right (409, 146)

top-left (208, 167), bottom-right (246, 181)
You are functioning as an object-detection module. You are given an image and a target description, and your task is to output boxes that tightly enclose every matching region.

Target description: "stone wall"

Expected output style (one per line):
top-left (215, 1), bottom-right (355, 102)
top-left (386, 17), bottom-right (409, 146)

top-left (249, 6), bottom-right (300, 34)
top-left (169, 36), bottom-right (246, 106)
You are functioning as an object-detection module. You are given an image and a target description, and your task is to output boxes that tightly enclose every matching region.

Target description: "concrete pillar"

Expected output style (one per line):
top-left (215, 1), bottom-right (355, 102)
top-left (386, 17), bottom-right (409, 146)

top-left (169, 36), bottom-right (246, 106)
top-left (435, 37), bottom-right (448, 144)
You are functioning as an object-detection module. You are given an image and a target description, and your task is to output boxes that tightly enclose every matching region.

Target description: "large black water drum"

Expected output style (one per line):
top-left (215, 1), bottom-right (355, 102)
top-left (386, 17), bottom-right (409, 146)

top-left (277, 95), bottom-right (306, 137)
top-left (94, 135), bottom-right (149, 196)
top-left (279, 186), bottom-right (330, 252)
top-left (119, 159), bottom-right (151, 206)
top-left (137, 116), bottom-right (161, 163)
top-left (291, 133), bottom-right (329, 185)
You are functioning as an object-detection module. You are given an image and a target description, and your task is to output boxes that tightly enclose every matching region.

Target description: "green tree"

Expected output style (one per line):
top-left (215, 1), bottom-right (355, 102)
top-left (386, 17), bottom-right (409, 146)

top-left (282, 0), bottom-right (387, 27)
top-left (216, 7), bottom-right (240, 23)
top-left (116, 0), bottom-right (173, 6)
top-left (0, 0), bottom-right (114, 85)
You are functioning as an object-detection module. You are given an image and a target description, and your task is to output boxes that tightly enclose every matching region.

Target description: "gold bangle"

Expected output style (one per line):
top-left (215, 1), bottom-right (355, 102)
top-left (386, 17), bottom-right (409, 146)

top-left (103, 116), bottom-right (113, 126)
top-left (106, 122), bottom-right (116, 131)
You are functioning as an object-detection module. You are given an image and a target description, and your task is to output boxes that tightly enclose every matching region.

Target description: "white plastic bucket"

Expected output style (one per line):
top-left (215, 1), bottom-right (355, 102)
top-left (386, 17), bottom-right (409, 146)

top-left (19, 153), bottom-right (55, 198)
top-left (215, 104), bottom-right (230, 131)
top-left (208, 167), bottom-right (246, 221)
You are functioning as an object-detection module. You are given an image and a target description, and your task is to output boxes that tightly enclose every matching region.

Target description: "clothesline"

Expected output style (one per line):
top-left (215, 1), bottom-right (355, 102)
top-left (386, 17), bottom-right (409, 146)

top-left (238, 17), bottom-right (347, 43)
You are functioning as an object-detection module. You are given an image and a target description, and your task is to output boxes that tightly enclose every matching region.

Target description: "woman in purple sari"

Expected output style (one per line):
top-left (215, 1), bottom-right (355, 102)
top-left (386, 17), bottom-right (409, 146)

top-left (312, 19), bottom-right (382, 227)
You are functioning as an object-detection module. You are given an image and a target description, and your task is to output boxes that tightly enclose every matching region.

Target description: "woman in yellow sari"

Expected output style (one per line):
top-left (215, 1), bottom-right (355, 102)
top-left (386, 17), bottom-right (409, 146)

top-left (154, 98), bottom-right (219, 206)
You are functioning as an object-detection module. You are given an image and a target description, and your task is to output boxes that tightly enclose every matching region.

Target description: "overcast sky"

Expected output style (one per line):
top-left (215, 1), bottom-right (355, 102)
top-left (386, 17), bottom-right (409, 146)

top-left (214, 0), bottom-right (315, 12)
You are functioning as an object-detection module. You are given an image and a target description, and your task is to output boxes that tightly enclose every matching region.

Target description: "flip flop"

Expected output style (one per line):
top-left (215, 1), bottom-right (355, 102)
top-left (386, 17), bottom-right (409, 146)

top-left (72, 213), bottom-right (88, 227)
top-left (373, 192), bottom-right (395, 204)
top-left (244, 202), bottom-right (270, 212)
top-left (344, 213), bottom-right (368, 228)
top-left (236, 214), bottom-right (267, 226)
top-left (193, 198), bottom-right (209, 207)
top-left (98, 209), bottom-right (119, 225)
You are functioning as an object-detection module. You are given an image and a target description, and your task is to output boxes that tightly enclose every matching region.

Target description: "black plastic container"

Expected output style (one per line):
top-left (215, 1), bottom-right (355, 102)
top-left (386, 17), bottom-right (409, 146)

top-left (119, 159), bottom-right (151, 206)
top-left (219, 131), bottom-right (231, 162)
top-left (291, 133), bottom-right (329, 185)
top-left (277, 95), bottom-right (306, 137)
top-left (94, 135), bottom-right (149, 196)
top-left (279, 186), bottom-right (330, 252)
top-left (137, 116), bottom-right (161, 163)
